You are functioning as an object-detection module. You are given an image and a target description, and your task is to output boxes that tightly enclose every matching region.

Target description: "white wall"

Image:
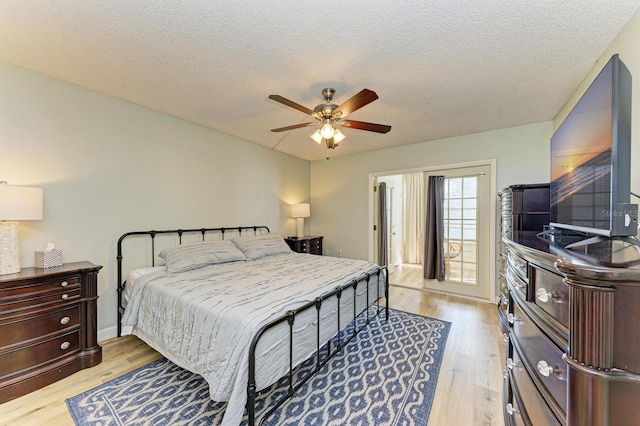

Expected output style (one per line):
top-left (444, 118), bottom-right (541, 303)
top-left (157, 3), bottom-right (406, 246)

top-left (554, 8), bottom-right (640, 204)
top-left (310, 121), bottom-right (552, 261)
top-left (0, 61), bottom-right (310, 338)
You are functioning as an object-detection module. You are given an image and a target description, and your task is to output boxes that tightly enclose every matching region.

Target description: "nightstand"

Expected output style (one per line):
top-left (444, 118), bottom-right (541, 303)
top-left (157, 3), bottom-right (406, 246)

top-left (0, 261), bottom-right (102, 403)
top-left (285, 236), bottom-right (323, 255)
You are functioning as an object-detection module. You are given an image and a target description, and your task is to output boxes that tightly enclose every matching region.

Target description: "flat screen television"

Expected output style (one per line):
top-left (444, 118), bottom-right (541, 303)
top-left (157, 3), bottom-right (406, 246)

top-left (550, 54), bottom-right (637, 237)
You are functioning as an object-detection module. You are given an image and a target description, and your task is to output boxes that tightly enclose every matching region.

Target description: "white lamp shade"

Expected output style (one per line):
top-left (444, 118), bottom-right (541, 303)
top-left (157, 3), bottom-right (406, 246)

top-left (0, 184), bottom-right (43, 220)
top-left (320, 120), bottom-right (335, 139)
top-left (310, 130), bottom-right (323, 144)
top-left (291, 203), bottom-right (310, 218)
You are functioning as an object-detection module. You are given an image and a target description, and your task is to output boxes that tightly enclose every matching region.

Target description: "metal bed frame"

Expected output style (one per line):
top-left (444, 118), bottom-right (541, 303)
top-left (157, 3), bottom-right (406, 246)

top-left (116, 225), bottom-right (389, 426)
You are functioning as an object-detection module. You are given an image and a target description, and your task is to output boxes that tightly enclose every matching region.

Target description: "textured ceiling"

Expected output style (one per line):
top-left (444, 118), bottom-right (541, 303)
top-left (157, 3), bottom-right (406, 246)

top-left (1, 1), bottom-right (639, 161)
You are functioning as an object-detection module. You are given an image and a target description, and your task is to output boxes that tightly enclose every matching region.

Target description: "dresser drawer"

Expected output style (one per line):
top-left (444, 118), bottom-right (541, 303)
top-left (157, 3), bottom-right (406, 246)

top-left (0, 330), bottom-right (80, 377)
top-left (511, 296), bottom-right (567, 414)
top-left (0, 276), bottom-right (80, 298)
top-left (507, 266), bottom-right (528, 300)
top-left (498, 307), bottom-right (509, 337)
top-left (299, 241), bottom-right (313, 250)
top-left (504, 371), bottom-right (527, 426)
top-left (508, 251), bottom-right (528, 284)
top-left (499, 257), bottom-right (508, 281)
top-left (0, 287), bottom-right (81, 314)
top-left (509, 342), bottom-right (562, 426)
top-left (530, 265), bottom-right (569, 329)
top-left (498, 287), bottom-right (509, 323)
top-left (0, 305), bottom-right (80, 348)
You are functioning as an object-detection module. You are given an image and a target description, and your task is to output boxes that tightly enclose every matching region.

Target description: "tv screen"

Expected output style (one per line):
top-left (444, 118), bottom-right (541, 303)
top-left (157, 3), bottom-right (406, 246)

top-left (550, 54), bottom-right (636, 237)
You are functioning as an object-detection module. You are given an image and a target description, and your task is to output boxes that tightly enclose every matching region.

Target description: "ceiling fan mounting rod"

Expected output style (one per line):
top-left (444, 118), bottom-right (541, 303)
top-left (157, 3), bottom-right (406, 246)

top-left (322, 88), bottom-right (335, 102)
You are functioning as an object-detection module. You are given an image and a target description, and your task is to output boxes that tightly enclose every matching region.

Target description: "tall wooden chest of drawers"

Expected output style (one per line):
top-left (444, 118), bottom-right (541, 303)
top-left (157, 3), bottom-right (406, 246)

top-left (498, 184), bottom-right (550, 339)
top-left (503, 231), bottom-right (640, 425)
top-left (0, 262), bottom-right (102, 403)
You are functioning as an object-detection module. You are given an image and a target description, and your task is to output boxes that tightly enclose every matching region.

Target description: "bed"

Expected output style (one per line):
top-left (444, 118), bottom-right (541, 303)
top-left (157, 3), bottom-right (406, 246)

top-left (116, 226), bottom-right (388, 426)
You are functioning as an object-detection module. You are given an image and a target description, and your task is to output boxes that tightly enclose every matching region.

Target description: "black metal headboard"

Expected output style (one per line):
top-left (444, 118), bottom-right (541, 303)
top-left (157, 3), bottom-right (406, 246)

top-left (116, 225), bottom-right (269, 337)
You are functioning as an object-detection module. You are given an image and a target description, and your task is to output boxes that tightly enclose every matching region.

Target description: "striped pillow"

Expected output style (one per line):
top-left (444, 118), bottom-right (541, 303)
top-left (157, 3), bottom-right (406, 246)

top-left (159, 240), bottom-right (246, 273)
top-left (231, 233), bottom-right (291, 260)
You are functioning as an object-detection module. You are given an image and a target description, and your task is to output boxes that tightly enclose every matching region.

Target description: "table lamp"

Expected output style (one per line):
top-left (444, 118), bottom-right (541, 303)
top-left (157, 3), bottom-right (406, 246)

top-left (291, 203), bottom-right (310, 238)
top-left (0, 181), bottom-right (43, 275)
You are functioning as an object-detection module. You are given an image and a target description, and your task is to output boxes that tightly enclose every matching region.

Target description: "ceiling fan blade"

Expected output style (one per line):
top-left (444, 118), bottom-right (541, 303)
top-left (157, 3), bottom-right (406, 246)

top-left (268, 95), bottom-right (314, 116)
top-left (331, 89), bottom-right (379, 118)
top-left (340, 120), bottom-right (391, 134)
top-left (271, 122), bottom-right (318, 132)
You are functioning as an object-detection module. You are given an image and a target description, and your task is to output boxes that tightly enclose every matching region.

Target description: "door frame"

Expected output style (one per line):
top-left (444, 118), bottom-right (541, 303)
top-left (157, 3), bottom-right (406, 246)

top-left (374, 176), bottom-right (403, 272)
top-left (368, 159), bottom-right (497, 303)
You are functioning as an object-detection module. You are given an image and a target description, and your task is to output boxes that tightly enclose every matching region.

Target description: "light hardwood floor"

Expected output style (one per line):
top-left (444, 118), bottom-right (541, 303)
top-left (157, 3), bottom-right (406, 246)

top-left (0, 286), bottom-right (506, 426)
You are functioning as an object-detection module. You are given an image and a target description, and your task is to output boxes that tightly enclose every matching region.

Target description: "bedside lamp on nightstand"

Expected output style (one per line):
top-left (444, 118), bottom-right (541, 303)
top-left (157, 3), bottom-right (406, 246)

top-left (291, 203), bottom-right (310, 239)
top-left (0, 181), bottom-right (43, 275)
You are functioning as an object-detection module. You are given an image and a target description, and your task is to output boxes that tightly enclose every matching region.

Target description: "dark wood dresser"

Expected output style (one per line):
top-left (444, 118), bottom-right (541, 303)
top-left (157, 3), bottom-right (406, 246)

top-left (285, 236), bottom-right (323, 255)
top-left (503, 231), bottom-right (640, 425)
top-left (0, 261), bottom-right (102, 403)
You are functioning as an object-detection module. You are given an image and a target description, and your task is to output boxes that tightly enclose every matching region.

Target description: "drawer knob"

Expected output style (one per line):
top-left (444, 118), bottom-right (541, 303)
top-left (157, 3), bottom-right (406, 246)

top-left (61, 281), bottom-right (69, 287)
top-left (536, 288), bottom-right (553, 303)
top-left (506, 403), bottom-right (519, 416)
top-left (60, 316), bottom-right (70, 325)
top-left (507, 313), bottom-right (521, 324)
top-left (60, 341), bottom-right (70, 350)
top-left (502, 333), bottom-right (509, 343)
top-left (501, 295), bottom-right (508, 306)
top-left (506, 358), bottom-right (521, 370)
top-left (61, 293), bottom-right (69, 300)
top-left (537, 360), bottom-right (555, 377)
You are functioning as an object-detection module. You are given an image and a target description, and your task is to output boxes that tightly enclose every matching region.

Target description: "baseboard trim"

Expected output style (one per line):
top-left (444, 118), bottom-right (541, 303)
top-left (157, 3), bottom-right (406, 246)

top-left (98, 326), bottom-right (117, 343)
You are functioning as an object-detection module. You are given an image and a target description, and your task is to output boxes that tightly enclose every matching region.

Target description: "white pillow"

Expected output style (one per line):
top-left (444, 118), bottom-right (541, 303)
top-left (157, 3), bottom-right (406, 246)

top-left (231, 233), bottom-right (291, 260)
top-left (159, 240), bottom-right (246, 273)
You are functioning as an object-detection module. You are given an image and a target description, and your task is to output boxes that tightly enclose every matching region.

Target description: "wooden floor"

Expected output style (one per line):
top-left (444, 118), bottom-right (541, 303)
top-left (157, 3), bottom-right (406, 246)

top-left (0, 287), bottom-right (506, 426)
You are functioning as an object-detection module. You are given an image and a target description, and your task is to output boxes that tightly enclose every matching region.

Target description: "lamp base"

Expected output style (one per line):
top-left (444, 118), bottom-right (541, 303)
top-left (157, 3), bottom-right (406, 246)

top-left (296, 217), bottom-right (305, 239)
top-left (0, 222), bottom-right (20, 275)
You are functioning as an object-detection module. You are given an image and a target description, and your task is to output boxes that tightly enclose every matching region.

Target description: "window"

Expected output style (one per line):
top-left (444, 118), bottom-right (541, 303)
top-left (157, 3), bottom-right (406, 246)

top-left (443, 176), bottom-right (478, 285)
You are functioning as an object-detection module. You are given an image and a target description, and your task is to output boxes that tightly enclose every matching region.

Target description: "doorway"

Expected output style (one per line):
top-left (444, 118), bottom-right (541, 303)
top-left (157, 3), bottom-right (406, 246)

top-left (371, 161), bottom-right (496, 302)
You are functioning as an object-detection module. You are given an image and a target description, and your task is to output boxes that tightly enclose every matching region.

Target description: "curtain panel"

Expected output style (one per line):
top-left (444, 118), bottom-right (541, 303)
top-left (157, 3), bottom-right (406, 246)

top-left (403, 173), bottom-right (425, 264)
top-left (377, 182), bottom-right (388, 267)
top-left (423, 175), bottom-right (445, 281)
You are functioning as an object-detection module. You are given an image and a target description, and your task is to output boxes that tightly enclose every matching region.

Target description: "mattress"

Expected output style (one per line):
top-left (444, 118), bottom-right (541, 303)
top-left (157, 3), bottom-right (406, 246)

top-left (123, 266), bottom-right (165, 305)
top-left (121, 252), bottom-right (384, 426)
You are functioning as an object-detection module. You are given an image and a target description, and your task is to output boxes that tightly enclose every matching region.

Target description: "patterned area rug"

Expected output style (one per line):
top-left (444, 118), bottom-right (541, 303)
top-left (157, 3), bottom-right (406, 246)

top-left (67, 308), bottom-right (450, 425)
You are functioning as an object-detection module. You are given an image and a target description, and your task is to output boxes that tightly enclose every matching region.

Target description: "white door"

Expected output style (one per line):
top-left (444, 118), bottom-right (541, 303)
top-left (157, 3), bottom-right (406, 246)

top-left (421, 164), bottom-right (492, 300)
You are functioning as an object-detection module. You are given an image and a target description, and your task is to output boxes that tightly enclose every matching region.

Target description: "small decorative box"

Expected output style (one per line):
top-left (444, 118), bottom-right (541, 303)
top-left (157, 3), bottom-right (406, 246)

top-left (35, 250), bottom-right (63, 269)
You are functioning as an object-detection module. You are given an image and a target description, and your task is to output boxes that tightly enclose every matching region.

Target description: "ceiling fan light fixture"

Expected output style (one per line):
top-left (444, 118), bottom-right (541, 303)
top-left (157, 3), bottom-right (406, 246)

top-left (320, 119), bottom-right (335, 139)
top-left (310, 129), bottom-right (323, 144)
top-left (270, 88), bottom-right (391, 155)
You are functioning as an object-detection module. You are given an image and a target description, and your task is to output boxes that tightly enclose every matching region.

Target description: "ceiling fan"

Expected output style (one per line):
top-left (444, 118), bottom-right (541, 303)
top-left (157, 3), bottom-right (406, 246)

top-left (269, 88), bottom-right (391, 149)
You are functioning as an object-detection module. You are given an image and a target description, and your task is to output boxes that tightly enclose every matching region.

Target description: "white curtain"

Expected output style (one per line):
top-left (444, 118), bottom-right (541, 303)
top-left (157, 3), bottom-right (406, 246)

top-left (403, 173), bottom-right (425, 264)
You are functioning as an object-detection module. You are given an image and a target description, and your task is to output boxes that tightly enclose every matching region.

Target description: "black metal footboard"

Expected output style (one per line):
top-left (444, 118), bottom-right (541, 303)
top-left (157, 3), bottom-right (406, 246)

top-left (116, 225), bottom-right (270, 337)
top-left (247, 265), bottom-right (389, 426)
